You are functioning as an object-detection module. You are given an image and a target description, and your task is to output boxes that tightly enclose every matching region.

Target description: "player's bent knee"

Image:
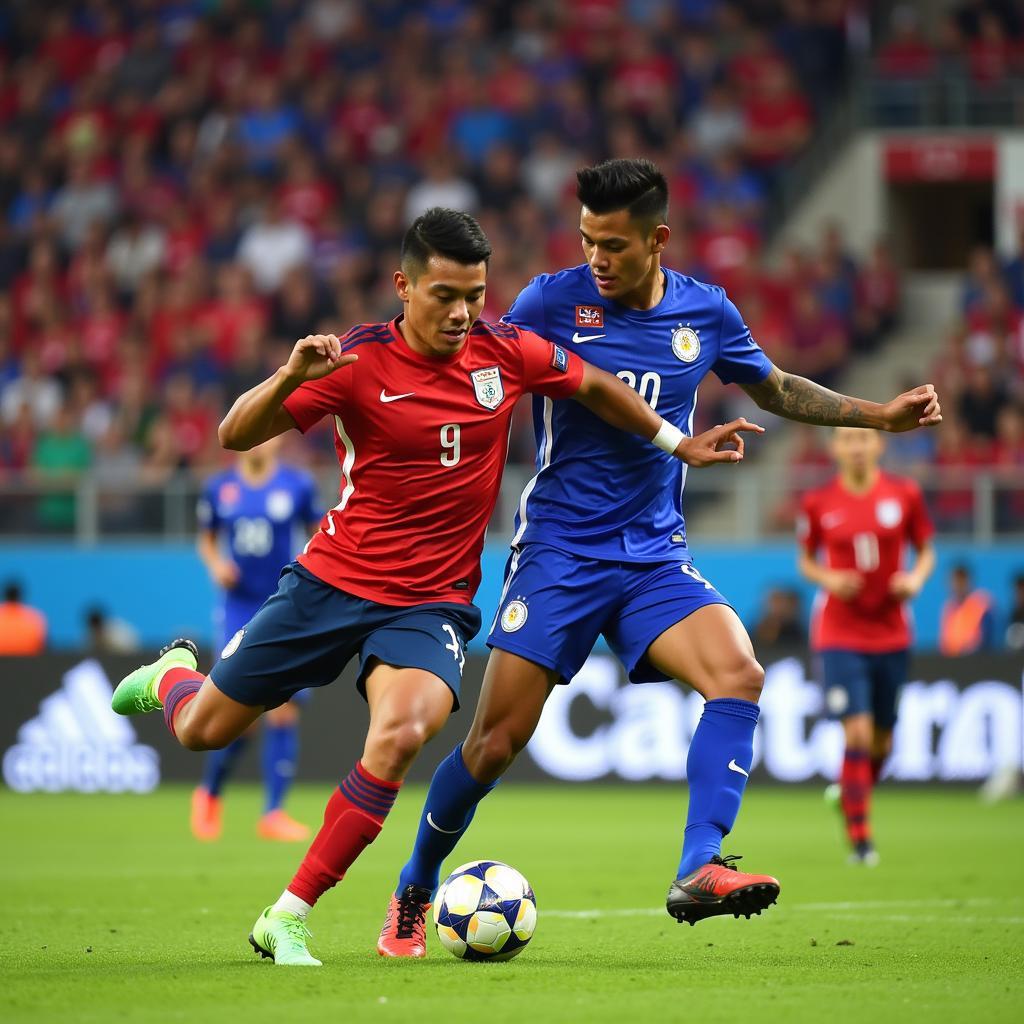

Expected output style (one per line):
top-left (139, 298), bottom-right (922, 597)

top-left (709, 657), bottom-right (764, 703)
top-left (463, 728), bottom-right (522, 783)
top-left (370, 720), bottom-right (431, 774)
top-left (175, 716), bottom-right (242, 752)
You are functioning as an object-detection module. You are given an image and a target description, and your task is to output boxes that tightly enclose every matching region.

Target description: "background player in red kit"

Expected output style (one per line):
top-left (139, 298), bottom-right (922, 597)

top-left (798, 427), bottom-right (935, 865)
top-left (110, 207), bottom-right (763, 965)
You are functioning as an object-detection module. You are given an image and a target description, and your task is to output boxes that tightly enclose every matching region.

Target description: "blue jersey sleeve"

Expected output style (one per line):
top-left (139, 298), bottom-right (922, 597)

top-left (196, 477), bottom-right (220, 532)
top-left (501, 276), bottom-right (547, 337)
top-left (712, 292), bottom-right (773, 385)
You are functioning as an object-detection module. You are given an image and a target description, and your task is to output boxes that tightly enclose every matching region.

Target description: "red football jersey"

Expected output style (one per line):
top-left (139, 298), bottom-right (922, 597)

top-left (799, 472), bottom-right (934, 653)
top-left (283, 317), bottom-right (584, 606)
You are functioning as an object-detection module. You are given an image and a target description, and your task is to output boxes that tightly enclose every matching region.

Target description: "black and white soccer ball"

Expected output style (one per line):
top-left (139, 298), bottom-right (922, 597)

top-left (433, 860), bottom-right (537, 961)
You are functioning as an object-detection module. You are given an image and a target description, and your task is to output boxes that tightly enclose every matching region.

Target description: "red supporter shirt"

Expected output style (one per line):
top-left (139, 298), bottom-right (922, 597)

top-left (283, 317), bottom-right (584, 607)
top-left (799, 473), bottom-right (934, 653)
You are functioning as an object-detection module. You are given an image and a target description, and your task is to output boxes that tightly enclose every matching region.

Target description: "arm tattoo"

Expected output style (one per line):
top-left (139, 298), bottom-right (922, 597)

top-left (740, 367), bottom-right (877, 427)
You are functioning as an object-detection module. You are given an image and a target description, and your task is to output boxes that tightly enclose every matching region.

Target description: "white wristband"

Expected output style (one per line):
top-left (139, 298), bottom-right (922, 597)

top-left (652, 419), bottom-right (685, 454)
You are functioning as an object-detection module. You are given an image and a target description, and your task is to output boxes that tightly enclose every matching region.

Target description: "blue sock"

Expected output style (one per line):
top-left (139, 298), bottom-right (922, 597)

top-left (262, 723), bottom-right (298, 813)
top-left (397, 743), bottom-right (498, 895)
top-left (201, 736), bottom-right (249, 798)
top-left (677, 697), bottom-right (760, 878)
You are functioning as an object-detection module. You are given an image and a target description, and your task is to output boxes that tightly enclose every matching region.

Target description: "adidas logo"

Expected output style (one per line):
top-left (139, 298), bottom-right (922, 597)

top-left (2, 659), bottom-right (159, 793)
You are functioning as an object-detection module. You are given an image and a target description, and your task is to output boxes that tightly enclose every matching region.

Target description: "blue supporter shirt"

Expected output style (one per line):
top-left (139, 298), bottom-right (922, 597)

top-left (197, 464), bottom-right (319, 608)
top-left (504, 264), bottom-right (772, 562)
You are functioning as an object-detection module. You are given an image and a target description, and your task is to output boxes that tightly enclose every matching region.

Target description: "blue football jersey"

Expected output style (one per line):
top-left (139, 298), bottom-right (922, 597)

top-left (504, 264), bottom-right (772, 562)
top-left (197, 464), bottom-right (319, 604)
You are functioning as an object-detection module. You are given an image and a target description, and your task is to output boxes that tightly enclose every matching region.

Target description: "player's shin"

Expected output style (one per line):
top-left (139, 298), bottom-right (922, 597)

top-left (160, 668), bottom-right (204, 739)
top-left (677, 698), bottom-right (760, 877)
top-left (396, 743), bottom-right (499, 894)
top-left (283, 761), bottom-right (400, 908)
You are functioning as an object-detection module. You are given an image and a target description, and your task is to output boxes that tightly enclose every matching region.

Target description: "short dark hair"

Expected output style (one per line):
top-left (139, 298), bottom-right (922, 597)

top-left (4, 580), bottom-right (22, 602)
top-left (576, 158), bottom-right (669, 227)
top-left (401, 207), bottom-right (492, 278)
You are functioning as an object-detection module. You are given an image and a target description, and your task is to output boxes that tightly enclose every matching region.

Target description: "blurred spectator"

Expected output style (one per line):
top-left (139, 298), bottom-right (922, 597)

top-left (1, 350), bottom-right (62, 428)
top-left (939, 563), bottom-right (995, 655)
top-left (237, 195), bottom-right (313, 294)
top-left (1005, 574), bottom-right (1024, 650)
top-left (50, 158), bottom-right (119, 253)
top-left (106, 211), bottom-right (166, 296)
top-left (958, 365), bottom-right (1009, 440)
top-left (0, 580), bottom-right (47, 655)
top-left (752, 587), bottom-right (807, 647)
top-left (405, 155), bottom-right (480, 222)
top-left (31, 403), bottom-right (92, 532)
top-left (84, 604), bottom-right (140, 654)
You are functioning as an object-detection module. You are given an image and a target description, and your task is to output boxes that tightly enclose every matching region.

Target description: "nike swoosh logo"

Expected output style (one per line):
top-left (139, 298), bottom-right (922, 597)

top-left (571, 332), bottom-right (605, 344)
top-left (728, 759), bottom-right (749, 777)
top-left (426, 812), bottom-right (461, 835)
top-left (380, 389), bottom-right (415, 403)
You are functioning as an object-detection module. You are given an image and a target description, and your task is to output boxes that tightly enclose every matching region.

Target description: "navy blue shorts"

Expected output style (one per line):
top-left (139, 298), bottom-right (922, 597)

top-left (819, 648), bottom-right (909, 730)
top-left (487, 543), bottom-right (731, 685)
top-left (219, 596), bottom-right (315, 706)
top-left (210, 563), bottom-right (481, 711)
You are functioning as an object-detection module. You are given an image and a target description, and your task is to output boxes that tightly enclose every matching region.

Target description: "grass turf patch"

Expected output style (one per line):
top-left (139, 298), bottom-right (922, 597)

top-left (1, 784), bottom-right (1021, 1024)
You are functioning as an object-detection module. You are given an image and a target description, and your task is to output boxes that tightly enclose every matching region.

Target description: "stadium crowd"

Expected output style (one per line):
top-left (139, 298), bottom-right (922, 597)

top-left (0, 0), bottom-right (869, 530)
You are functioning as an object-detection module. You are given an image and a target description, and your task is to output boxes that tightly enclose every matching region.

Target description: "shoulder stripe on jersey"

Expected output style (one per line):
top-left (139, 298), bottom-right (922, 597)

top-left (472, 319), bottom-right (519, 339)
top-left (341, 324), bottom-right (393, 352)
top-left (511, 396), bottom-right (555, 547)
top-left (323, 414), bottom-right (356, 537)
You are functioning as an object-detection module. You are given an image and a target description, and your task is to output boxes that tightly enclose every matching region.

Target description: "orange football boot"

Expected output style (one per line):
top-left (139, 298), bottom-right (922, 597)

top-left (666, 854), bottom-right (780, 925)
top-left (377, 885), bottom-right (432, 958)
top-left (190, 787), bottom-right (222, 842)
top-left (257, 809), bottom-right (311, 842)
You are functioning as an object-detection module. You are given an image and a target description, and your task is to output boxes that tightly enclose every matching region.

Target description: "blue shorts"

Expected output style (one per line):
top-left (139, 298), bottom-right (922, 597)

top-left (487, 544), bottom-right (730, 685)
top-left (219, 596), bottom-right (316, 706)
top-left (210, 563), bottom-right (481, 711)
top-left (819, 648), bottom-right (909, 730)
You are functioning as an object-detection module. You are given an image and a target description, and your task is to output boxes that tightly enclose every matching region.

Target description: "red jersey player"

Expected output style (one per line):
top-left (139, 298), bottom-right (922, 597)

top-left (111, 207), bottom-right (763, 965)
top-left (798, 427), bottom-right (935, 865)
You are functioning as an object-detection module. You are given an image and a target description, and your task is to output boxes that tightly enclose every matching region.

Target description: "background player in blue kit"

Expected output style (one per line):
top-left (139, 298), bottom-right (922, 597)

top-left (193, 436), bottom-right (319, 842)
top-left (378, 160), bottom-right (943, 956)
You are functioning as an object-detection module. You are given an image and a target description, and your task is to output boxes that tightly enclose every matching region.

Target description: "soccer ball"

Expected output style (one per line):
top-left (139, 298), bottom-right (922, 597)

top-left (433, 860), bottom-right (537, 961)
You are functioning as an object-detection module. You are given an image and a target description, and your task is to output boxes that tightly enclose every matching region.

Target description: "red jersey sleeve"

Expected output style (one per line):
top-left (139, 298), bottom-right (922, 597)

top-left (904, 479), bottom-right (934, 549)
top-left (797, 491), bottom-right (821, 554)
top-left (517, 328), bottom-right (584, 399)
top-left (281, 366), bottom-right (354, 433)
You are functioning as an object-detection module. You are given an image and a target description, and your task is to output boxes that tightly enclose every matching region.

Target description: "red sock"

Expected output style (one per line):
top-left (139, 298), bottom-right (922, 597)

top-left (158, 667), bottom-right (204, 738)
top-left (288, 762), bottom-right (401, 906)
top-left (840, 749), bottom-right (873, 846)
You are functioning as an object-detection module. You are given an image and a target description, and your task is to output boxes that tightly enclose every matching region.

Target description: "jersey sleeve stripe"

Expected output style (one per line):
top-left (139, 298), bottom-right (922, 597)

top-left (511, 395), bottom-right (554, 547)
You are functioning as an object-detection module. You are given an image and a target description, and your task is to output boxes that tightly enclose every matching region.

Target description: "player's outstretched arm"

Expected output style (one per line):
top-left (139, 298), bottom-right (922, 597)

top-left (572, 362), bottom-right (764, 466)
top-left (740, 365), bottom-right (942, 432)
top-left (219, 334), bottom-right (357, 450)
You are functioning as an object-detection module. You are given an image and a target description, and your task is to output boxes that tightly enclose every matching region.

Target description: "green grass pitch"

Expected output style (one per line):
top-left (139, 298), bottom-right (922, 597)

top-left (2, 783), bottom-right (1022, 1024)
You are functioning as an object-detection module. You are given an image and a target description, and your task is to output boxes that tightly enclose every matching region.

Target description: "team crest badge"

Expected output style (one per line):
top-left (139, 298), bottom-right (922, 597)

top-left (500, 600), bottom-right (528, 633)
top-left (876, 498), bottom-right (903, 528)
top-left (266, 489), bottom-right (294, 521)
top-left (671, 324), bottom-right (701, 363)
top-left (221, 628), bottom-right (245, 659)
top-left (576, 305), bottom-right (604, 328)
top-left (471, 365), bottom-right (505, 410)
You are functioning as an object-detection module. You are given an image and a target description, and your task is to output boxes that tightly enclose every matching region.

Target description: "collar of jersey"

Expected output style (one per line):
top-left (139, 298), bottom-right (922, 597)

top-left (388, 315), bottom-right (468, 366)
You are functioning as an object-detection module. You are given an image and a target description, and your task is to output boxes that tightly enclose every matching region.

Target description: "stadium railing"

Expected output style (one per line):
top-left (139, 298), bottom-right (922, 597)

top-left (0, 467), bottom-right (1020, 544)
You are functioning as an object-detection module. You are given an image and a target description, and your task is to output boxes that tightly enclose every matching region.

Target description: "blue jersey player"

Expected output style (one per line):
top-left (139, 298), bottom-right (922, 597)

top-left (378, 160), bottom-right (943, 955)
top-left (193, 436), bottom-right (319, 842)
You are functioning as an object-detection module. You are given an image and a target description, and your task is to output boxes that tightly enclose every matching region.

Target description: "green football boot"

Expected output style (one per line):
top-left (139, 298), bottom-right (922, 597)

top-left (111, 638), bottom-right (199, 716)
top-left (249, 907), bottom-right (322, 966)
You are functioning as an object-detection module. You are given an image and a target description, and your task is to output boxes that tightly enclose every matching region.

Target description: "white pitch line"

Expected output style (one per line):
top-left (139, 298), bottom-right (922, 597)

top-left (543, 897), bottom-right (1011, 920)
